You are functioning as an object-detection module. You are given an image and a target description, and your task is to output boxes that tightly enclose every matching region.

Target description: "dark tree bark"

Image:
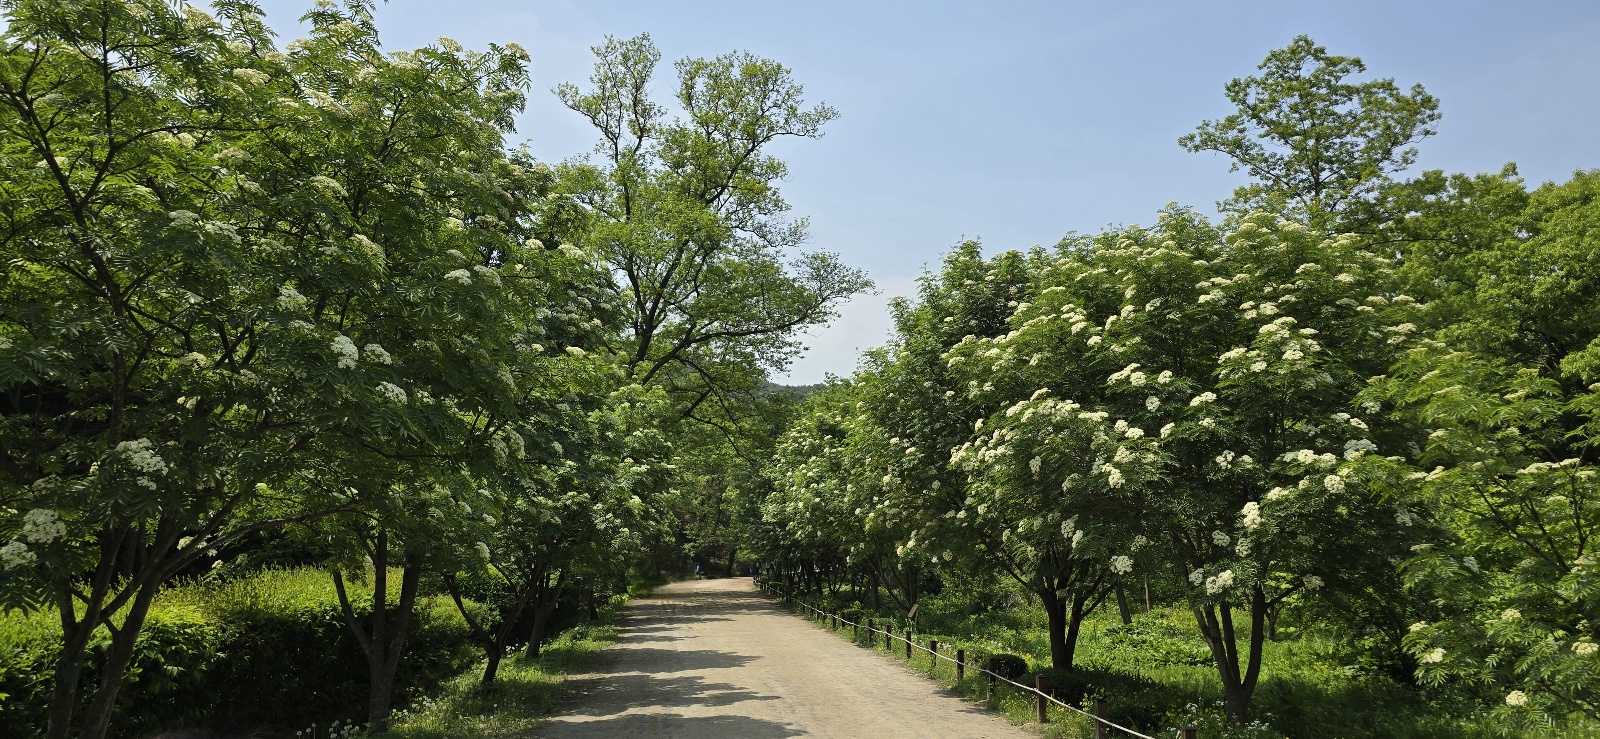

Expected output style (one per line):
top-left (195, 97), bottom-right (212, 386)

top-left (332, 531), bottom-right (424, 732)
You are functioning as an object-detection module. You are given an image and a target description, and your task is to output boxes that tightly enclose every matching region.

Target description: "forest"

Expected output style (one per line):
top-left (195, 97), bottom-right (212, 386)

top-left (0, 1), bottom-right (1595, 738)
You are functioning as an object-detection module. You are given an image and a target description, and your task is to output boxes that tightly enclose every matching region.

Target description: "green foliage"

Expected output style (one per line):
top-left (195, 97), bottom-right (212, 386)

top-left (0, 568), bottom-right (476, 738)
top-left (1180, 35), bottom-right (1440, 224)
top-left (984, 653), bottom-right (1028, 680)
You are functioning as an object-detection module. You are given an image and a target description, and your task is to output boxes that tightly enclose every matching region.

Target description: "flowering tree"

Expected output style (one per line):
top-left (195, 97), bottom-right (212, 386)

top-left (0, 1), bottom-right (586, 735)
top-left (1371, 172), bottom-right (1600, 724)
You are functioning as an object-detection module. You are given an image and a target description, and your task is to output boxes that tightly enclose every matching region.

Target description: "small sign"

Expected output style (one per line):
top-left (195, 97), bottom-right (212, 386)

top-left (907, 603), bottom-right (919, 619)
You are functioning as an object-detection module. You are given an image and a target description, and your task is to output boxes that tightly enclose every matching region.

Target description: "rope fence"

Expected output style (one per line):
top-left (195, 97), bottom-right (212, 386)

top-left (756, 578), bottom-right (1196, 739)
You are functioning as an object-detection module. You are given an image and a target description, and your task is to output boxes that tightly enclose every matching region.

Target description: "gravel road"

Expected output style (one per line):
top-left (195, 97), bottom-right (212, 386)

top-left (534, 577), bottom-right (1030, 739)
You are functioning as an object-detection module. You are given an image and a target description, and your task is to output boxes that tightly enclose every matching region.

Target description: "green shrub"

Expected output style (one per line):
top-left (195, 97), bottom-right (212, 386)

top-left (1085, 617), bottom-right (1212, 670)
top-left (0, 568), bottom-right (477, 738)
top-left (984, 653), bottom-right (1028, 680)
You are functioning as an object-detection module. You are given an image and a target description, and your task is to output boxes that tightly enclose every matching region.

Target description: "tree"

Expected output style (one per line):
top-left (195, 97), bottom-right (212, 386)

top-left (1180, 35), bottom-right (1440, 227)
top-left (554, 34), bottom-right (871, 435)
top-left (1369, 171), bottom-right (1600, 725)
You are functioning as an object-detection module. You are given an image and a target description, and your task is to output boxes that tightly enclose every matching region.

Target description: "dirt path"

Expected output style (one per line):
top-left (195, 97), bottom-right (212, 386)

top-left (534, 577), bottom-right (1030, 738)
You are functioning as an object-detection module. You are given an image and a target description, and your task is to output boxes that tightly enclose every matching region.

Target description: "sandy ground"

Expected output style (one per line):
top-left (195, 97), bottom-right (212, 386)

top-left (533, 577), bottom-right (1030, 739)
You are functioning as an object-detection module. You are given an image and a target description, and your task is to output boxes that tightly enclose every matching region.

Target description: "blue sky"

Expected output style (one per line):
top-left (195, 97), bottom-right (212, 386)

top-left (252, 0), bottom-right (1600, 384)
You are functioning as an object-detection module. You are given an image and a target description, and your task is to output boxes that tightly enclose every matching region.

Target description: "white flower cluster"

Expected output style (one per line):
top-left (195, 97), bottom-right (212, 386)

top-left (1110, 555), bottom-right (1133, 574)
top-left (375, 382), bottom-right (408, 404)
top-left (363, 344), bottom-right (392, 364)
top-left (277, 285), bottom-right (309, 310)
top-left (117, 438), bottom-right (169, 476)
top-left (331, 335), bottom-right (359, 369)
top-left (1303, 574), bottom-right (1323, 590)
top-left (1343, 438), bottom-right (1377, 460)
top-left (1204, 569), bottom-right (1234, 595)
top-left (1190, 392), bottom-right (1217, 407)
top-left (22, 509), bottom-right (66, 544)
top-left (1241, 501), bottom-right (1262, 531)
top-left (1, 540), bottom-right (36, 569)
top-left (444, 269), bottom-right (472, 285)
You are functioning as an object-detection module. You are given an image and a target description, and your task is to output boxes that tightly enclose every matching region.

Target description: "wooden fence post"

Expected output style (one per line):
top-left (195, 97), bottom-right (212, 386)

top-left (1094, 698), bottom-right (1108, 739)
top-left (1035, 675), bottom-right (1048, 723)
top-left (905, 629), bottom-right (912, 659)
top-left (956, 648), bottom-right (965, 681)
top-left (1178, 727), bottom-right (1197, 739)
top-left (987, 670), bottom-right (996, 701)
top-left (930, 639), bottom-right (938, 668)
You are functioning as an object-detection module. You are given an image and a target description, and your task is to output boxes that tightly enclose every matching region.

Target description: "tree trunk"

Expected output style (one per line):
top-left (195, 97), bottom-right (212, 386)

top-left (1116, 581), bottom-right (1133, 625)
top-left (332, 533), bottom-right (423, 733)
top-left (1193, 584), bottom-right (1267, 723)
top-left (725, 547), bottom-right (737, 578)
top-left (524, 570), bottom-right (568, 660)
top-left (45, 612), bottom-right (96, 739)
top-left (75, 583), bottom-right (161, 739)
top-left (1041, 589), bottom-right (1073, 670)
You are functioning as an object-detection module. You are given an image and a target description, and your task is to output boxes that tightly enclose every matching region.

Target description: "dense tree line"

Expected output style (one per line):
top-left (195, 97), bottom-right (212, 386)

top-left (0, 2), bottom-right (865, 737)
top-left (755, 37), bottom-right (1600, 730)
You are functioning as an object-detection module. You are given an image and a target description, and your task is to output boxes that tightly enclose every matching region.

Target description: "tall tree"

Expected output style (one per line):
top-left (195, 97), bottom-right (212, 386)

top-left (1180, 35), bottom-right (1440, 227)
top-left (554, 34), bottom-right (871, 436)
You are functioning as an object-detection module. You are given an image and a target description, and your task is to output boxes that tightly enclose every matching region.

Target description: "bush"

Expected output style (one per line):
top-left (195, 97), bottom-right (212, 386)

top-left (984, 653), bottom-right (1028, 680)
top-left (1086, 617), bottom-right (1213, 670)
top-left (0, 568), bottom-right (477, 738)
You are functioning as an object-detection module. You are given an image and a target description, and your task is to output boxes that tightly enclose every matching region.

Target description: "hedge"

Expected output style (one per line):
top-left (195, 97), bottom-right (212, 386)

top-left (0, 568), bottom-right (478, 739)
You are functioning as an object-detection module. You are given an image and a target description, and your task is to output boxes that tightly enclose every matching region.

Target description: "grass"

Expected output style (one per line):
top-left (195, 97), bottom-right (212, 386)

top-left (770, 584), bottom-right (1600, 739)
top-left (370, 595), bottom-right (625, 739)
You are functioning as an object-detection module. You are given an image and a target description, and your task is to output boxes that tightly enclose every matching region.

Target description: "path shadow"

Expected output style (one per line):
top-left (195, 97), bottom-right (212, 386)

top-left (561, 673), bottom-right (782, 715)
top-left (537, 713), bottom-right (802, 738)
top-left (591, 646), bottom-right (757, 672)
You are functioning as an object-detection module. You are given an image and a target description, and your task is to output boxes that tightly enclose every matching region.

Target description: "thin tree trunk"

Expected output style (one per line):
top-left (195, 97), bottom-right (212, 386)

top-left (1193, 583), bottom-right (1267, 723)
top-left (76, 583), bottom-right (160, 739)
top-left (332, 532), bottom-right (424, 732)
top-left (524, 570), bottom-right (568, 659)
top-left (725, 547), bottom-right (737, 578)
top-left (1116, 581), bottom-right (1133, 625)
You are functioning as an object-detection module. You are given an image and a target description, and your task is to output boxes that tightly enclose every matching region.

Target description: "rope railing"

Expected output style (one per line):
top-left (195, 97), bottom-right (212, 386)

top-left (756, 578), bottom-right (1188, 739)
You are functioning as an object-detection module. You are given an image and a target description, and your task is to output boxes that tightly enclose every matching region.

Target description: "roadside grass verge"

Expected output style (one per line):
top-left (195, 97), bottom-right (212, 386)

top-left (373, 597), bottom-right (625, 739)
top-left (766, 587), bottom-right (1600, 739)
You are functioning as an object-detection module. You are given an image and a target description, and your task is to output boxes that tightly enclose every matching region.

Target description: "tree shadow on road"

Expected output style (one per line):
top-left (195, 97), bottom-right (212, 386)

top-left (560, 673), bottom-right (781, 715)
top-left (535, 712), bottom-right (803, 738)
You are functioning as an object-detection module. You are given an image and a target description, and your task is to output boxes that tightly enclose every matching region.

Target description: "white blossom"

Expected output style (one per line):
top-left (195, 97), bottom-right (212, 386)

top-left (363, 344), bottom-right (392, 365)
top-left (1574, 641), bottom-right (1599, 657)
top-left (1160, 423), bottom-right (1175, 438)
top-left (21, 509), bottom-right (66, 544)
top-left (1110, 555), bottom-right (1134, 575)
top-left (1302, 575), bottom-right (1323, 591)
top-left (1205, 569), bottom-right (1235, 595)
top-left (1504, 690), bottom-right (1528, 707)
top-left (277, 285), bottom-right (309, 310)
top-left (331, 335), bottom-right (359, 369)
top-left (1157, 370), bottom-right (1174, 384)
top-left (116, 439), bottom-right (169, 475)
top-left (1146, 396), bottom-right (1161, 411)
top-left (565, 346), bottom-right (586, 357)
top-left (1323, 475), bottom-right (1346, 494)
top-left (1, 541), bottom-right (36, 569)
top-left (375, 382), bottom-right (408, 404)
top-left (1241, 502), bottom-right (1262, 531)
top-left (1190, 392), bottom-right (1217, 407)
top-left (444, 269), bottom-right (472, 285)
top-left (1212, 530), bottom-right (1231, 547)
